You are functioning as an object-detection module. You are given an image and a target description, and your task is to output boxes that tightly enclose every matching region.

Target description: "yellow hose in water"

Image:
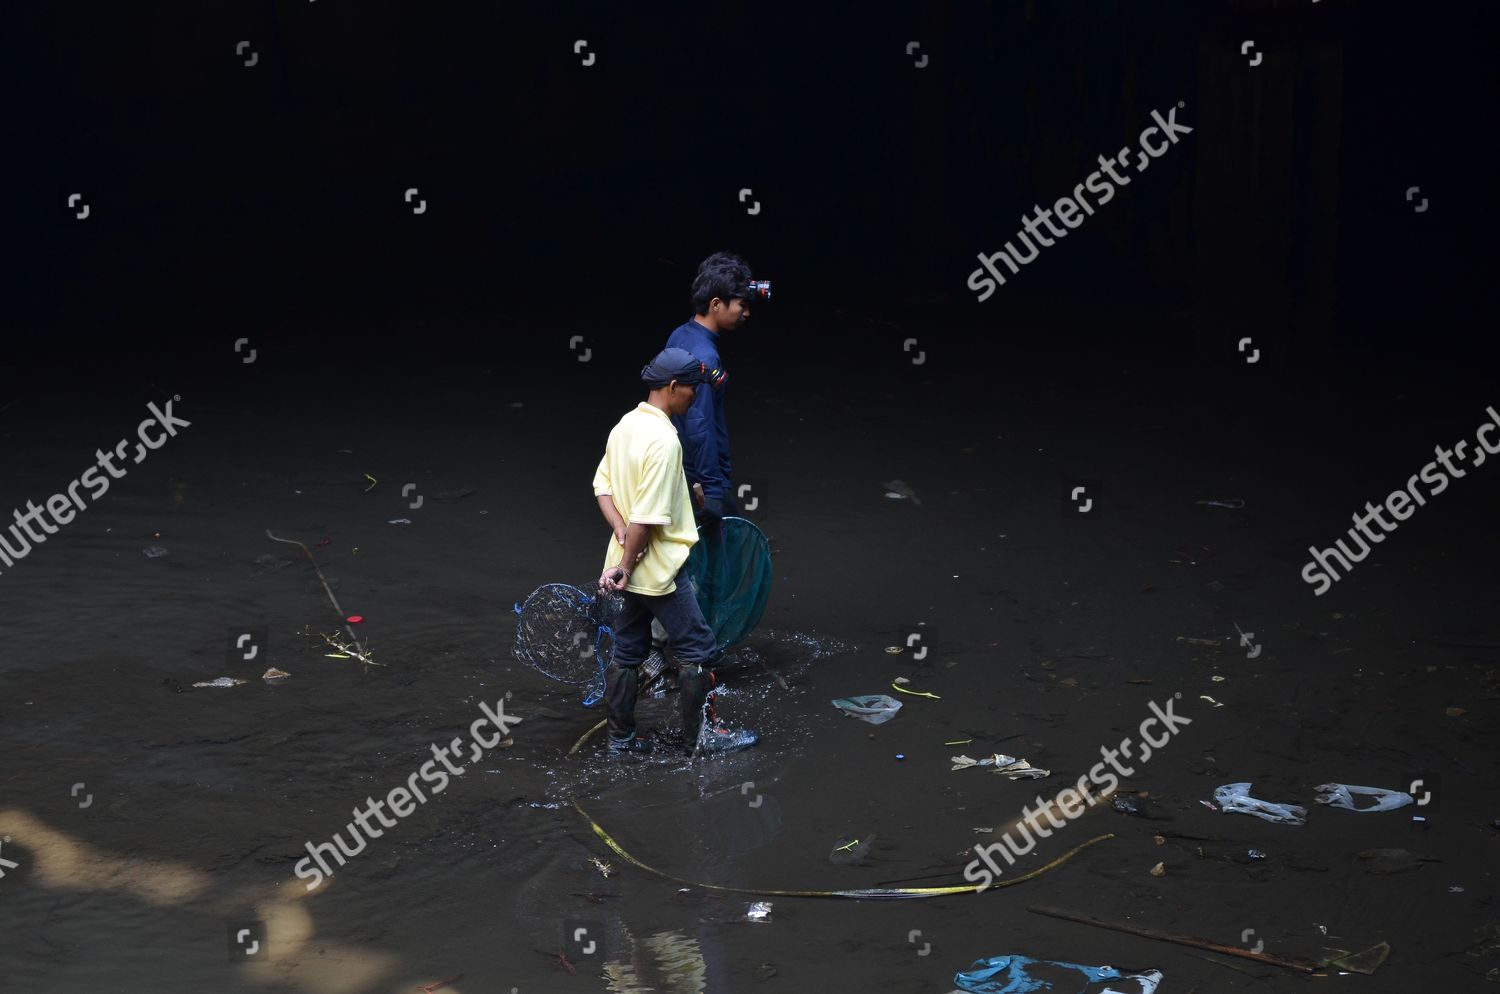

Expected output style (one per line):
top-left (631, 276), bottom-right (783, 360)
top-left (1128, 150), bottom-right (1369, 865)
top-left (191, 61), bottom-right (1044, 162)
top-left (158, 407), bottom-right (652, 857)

top-left (573, 800), bottom-right (1113, 900)
top-left (566, 684), bottom-right (1113, 898)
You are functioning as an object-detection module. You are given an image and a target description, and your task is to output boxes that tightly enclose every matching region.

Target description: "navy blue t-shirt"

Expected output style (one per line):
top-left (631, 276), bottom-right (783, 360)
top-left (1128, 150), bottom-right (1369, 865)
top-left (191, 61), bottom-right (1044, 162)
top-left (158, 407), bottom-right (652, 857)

top-left (665, 318), bottom-right (731, 501)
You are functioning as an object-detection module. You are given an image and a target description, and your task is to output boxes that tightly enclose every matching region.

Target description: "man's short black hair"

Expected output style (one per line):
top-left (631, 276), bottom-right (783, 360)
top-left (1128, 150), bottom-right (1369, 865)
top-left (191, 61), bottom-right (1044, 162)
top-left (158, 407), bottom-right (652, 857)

top-left (691, 251), bottom-right (753, 314)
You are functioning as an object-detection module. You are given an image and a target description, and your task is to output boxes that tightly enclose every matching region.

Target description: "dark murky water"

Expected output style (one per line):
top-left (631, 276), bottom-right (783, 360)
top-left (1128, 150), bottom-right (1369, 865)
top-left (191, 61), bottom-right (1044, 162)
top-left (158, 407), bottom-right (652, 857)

top-left (3, 356), bottom-right (1497, 993)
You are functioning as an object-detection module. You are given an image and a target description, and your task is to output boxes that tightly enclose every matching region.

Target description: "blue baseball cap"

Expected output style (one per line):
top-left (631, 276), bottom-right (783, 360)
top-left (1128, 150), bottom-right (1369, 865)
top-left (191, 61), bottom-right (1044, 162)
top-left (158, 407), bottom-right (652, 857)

top-left (641, 347), bottom-right (709, 388)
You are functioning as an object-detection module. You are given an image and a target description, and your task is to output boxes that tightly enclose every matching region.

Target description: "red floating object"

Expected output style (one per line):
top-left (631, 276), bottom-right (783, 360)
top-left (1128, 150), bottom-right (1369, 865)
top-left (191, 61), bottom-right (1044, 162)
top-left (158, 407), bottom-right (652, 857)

top-left (316, 537), bottom-right (332, 548)
top-left (346, 615), bottom-right (363, 624)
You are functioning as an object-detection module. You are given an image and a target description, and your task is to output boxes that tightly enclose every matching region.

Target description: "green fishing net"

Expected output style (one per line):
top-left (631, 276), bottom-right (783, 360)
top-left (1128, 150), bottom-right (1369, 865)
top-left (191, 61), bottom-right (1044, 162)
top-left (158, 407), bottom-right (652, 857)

top-left (684, 515), bottom-right (773, 654)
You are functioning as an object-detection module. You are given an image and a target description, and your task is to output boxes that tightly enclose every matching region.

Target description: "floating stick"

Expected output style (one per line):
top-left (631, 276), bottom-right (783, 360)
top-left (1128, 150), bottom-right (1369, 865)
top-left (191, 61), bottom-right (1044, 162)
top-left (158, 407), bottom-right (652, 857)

top-left (266, 529), bottom-right (375, 667)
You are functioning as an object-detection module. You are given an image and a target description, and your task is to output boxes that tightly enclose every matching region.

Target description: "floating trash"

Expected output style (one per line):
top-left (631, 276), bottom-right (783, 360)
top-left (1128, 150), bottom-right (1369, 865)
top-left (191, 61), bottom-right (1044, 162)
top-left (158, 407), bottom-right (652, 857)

top-left (951, 754), bottom-right (1050, 779)
top-left (192, 677), bottom-right (247, 688)
top-left (831, 694), bottom-right (903, 724)
top-left (881, 479), bottom-right (921, 504)
top-left (955, 955), bottom-right (1162, 994)
top-left (261, 667), bottom-right (290, 683)
top-left (1314, 783), bottom-right (1414, 813)
top-left (829, 835), bottom-right (874, 865)
top-left (1320, 942), bottom-right (1390, 975)
top-left (745, 902), bottom-right (772, 922)
top-left (1212, 782), bottom-right (1307, 825)
top-left (142, 546), bottom-right (169, 559)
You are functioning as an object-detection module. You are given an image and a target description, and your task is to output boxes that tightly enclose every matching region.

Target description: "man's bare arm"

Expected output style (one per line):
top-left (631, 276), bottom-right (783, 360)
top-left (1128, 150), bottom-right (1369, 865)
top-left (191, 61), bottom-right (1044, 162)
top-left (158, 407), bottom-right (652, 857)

top-left (597, 494), bottom-right (627, 543)
top-left (619, 522), bottom-right (651, 569)
top-left (601, 522), bottom-right (654, 593)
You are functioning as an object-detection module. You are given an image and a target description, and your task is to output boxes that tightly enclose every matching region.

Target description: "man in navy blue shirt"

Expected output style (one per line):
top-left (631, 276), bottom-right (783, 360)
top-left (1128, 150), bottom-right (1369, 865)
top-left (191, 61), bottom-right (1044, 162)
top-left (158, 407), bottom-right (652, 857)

top-left (666, 251), bottom-right (754, 526)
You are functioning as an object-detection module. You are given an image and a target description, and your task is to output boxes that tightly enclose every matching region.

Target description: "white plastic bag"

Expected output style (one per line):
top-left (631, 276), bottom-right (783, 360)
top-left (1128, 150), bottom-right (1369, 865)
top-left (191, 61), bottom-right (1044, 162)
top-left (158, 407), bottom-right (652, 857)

top-left (1213, 782), bottom-right (1308, 825)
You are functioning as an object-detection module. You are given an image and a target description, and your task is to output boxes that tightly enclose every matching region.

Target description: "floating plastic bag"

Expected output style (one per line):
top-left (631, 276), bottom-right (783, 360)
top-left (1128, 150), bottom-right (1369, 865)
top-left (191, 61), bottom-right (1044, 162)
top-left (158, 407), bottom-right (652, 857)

top-left (951, 754), bottom-right (1051, 780)
top-left (831, 694), bottom-right (902, 724)
top-left (1320, 941), bottom-right (1390, 975)
top-left (954, 954), bottom-right (1163, 994)
top-left (1212, 782), bottom-right (1308, 825)
top-left (1314, 783), bottom-right (1414, 812)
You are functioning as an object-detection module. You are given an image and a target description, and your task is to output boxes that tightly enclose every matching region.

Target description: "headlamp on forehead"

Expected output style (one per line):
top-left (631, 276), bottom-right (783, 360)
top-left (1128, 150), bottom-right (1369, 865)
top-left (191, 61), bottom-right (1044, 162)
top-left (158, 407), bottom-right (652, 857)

top-left (745, 278), bottom-right (771, 301)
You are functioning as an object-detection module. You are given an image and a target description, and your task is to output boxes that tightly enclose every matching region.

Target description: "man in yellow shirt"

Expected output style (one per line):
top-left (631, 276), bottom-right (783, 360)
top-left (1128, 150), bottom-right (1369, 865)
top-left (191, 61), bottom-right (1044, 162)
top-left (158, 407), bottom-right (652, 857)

top-left (593, 348), bottom-right (757, 756)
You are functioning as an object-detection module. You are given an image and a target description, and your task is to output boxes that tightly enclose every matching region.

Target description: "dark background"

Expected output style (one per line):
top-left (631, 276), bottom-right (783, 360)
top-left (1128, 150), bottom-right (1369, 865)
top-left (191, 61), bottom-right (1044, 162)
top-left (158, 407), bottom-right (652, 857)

top-left (7, 0), bottom-right (1496, 391)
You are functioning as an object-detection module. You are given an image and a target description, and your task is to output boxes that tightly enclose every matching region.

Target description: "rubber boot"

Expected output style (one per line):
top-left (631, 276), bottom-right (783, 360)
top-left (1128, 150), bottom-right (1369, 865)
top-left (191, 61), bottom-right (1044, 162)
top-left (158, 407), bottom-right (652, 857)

top-left (678, 666), bottom-right (758, 755)
top-left (678, 664), bottom-right (712, 753)
top-left (605, 666), bottom-right (651, 753)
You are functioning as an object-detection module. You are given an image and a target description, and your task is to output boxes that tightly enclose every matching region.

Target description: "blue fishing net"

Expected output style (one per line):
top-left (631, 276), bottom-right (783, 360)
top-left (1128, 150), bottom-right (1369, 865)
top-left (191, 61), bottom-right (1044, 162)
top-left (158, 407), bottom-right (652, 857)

top-left (512, 516), bottom-right (771, 704)
top-left (512, 581), bottom-right (621, 705)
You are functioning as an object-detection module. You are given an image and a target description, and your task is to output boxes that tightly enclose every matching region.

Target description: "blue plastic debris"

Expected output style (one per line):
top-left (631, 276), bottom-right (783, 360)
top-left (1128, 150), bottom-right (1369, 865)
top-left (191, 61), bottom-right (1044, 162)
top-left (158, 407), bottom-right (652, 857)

top-left (954, 954), bottom-right (1162, 994)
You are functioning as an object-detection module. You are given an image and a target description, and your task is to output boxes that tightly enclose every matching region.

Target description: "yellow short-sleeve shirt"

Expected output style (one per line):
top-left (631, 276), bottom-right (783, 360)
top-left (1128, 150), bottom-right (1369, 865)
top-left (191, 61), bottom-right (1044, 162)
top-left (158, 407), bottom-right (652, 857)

top-left (592, 402), bottom-right (699, 595)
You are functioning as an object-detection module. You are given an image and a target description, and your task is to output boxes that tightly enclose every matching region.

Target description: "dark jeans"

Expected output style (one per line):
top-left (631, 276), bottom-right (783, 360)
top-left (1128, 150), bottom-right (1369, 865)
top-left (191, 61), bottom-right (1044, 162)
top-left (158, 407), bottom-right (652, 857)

top-left (607, 569), bottom-right (719, 743)
top-left (694, 487), bottom-right (739, 530)
top-left (611, 570), bottom-right (717, 669)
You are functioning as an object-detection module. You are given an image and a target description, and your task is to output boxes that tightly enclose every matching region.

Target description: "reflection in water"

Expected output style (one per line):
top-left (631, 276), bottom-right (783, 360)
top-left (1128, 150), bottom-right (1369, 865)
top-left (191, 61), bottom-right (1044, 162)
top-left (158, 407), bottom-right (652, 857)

top-left (605, 925), bottom-right (708, 994)
top-left (587, 632), bottom-right (852, 992)
top-left (0, 809), bottom-right (398, 994)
